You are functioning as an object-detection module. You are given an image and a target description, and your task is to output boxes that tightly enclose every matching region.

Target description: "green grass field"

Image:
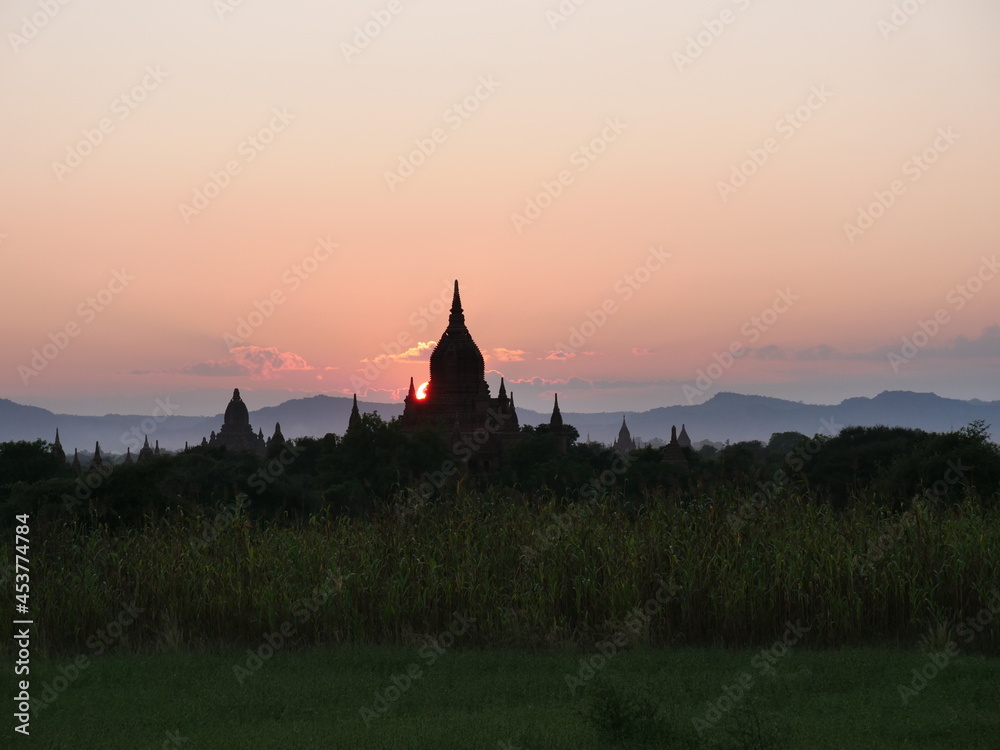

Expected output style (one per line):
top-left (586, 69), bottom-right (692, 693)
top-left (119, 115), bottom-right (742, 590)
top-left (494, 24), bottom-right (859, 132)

top-left (7, 646), bottom-right (999, 749)
top-left (5, 492), bottom-right (999, 747)
top-left (9, 494), bottom-right (1000, 655)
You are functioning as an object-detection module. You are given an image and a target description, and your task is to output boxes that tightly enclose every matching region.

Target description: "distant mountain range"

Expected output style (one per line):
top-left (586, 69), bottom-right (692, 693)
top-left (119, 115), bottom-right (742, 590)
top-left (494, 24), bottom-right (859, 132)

top-left (1, 391), bottom-right (997, 456)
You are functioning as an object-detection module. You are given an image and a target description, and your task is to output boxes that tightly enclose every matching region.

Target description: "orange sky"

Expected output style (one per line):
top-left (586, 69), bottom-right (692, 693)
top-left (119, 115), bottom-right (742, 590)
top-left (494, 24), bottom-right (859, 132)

top-left (1, 0), bottom-right (998, 416)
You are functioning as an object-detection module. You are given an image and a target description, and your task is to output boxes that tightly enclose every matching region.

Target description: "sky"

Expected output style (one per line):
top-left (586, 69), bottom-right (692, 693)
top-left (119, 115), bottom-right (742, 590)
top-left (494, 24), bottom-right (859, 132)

top-left (1, 0), bottom-right (999, 418)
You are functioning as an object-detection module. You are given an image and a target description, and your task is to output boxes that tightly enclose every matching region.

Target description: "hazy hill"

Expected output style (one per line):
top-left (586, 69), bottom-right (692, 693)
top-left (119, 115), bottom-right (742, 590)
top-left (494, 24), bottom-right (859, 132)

top-left (1, 391), bottom-right (997, 455)
top-left (613, 391), bottom-right (1000, 446)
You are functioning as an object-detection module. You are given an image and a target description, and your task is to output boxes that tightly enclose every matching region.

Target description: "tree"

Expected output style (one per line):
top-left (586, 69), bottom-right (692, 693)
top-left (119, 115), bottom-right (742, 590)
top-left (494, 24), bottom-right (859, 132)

top-left (0, 440), bottom-right (68, 488)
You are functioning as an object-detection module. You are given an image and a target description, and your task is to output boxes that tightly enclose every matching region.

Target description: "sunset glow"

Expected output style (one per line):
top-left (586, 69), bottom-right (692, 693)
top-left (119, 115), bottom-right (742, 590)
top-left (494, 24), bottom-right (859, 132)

top-left (1, 1), bottom-right (998, 418)
top-left (416, 382), bottom-right (429, 400)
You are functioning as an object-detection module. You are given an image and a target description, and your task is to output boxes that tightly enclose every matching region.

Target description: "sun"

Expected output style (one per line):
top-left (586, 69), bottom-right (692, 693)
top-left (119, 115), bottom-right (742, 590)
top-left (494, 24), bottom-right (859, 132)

top-left (416, 381), bottom-right (429, 400)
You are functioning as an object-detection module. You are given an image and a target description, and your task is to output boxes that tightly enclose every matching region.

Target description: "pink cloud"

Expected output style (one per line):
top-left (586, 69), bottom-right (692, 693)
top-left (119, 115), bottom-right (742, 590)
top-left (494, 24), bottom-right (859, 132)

top-left (179, 346), bottom-right (314, 380)
top-left (491, 347), bottom-right (526, 362)
top-left (543, 350), bottom-right (595, 360)
top-left (361, 341), bottom-right (436, 365)
top-left (230, 346), bottom-right (313, 379)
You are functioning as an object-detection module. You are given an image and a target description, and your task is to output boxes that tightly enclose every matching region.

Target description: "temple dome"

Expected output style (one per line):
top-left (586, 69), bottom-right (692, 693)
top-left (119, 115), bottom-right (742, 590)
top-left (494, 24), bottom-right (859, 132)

top-left (208, 388), bottom-right (265, 456)
top-left (224, 388), bottom-right (250, 427)
top-left (428, 281), bottom-right (488, 398)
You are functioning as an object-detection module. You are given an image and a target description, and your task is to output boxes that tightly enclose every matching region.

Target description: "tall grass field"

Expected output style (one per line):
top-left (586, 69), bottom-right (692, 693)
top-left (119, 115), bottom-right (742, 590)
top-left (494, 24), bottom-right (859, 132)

top-left (6, 491), bottom-right (999, 656)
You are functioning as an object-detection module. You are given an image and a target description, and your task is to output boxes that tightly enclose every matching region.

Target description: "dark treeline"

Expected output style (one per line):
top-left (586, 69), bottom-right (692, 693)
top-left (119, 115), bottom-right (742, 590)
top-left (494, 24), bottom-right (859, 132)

top-left (1, 416), bottom-right (998, 529)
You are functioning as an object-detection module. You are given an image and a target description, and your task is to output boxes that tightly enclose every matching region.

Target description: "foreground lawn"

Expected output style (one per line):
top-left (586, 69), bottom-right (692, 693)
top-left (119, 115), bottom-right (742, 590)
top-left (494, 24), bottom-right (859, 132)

top-left (6, 646), bottom-right (999, 749)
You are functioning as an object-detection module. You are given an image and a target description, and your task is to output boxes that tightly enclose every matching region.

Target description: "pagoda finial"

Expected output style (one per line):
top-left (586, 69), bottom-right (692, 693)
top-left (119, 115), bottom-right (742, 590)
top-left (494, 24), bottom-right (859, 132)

top-left (349, 393), bottom-right (362, 430)
top-left (550, 393), bottom-right (563, 429)
top-left (448, 279), bottom-right (465, 327)
top-left (498, 377), bottom-right (507, 399)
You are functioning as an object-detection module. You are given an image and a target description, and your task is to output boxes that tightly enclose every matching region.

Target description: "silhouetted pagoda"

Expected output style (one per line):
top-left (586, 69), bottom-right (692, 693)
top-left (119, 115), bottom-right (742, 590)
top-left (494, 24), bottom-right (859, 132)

top-left (52, 430), bottom-right (66, 464)
top-left (613, 416), bottom-right (636, 455)
top-left (138, 435), bottom-right (155, 462)
top-left (265, 422), bottom-right (286, 457)
top-left (662, 425), bottom-right (689, 468)
top-left (677, 424), bottom-right (691, 449)
top-left (401, 280), bottom-right (523, 473)
top-left (207, 388), bottom-right (266, 457)
top-left (89, 442), bottom-right (104, 471)
top-left (348, 394), bottom-right (362, 432)
top-left (549, 393), bottom-right (567, 453)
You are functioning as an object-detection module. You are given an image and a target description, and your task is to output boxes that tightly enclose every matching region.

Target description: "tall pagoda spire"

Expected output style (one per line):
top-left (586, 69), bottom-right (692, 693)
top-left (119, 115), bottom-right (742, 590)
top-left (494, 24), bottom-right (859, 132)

top-left (138, 435), bottom-right (154, 462)
top-left (549, 393), bottom-right (567, 453)
top-left (428, 279), bottom-right (487, 398)
top-left (52, 429), bottom-right (66, 464)
top-left (90, 441), bottom-right (103, 471)
top-left (613, 416), bottom-right (635, 455)
top-left (448, 279), bottom-right (465, 328)
top-left (550, 393), bottom-right (563, 429)
top-left (348, 394), bottom-right (362, 430)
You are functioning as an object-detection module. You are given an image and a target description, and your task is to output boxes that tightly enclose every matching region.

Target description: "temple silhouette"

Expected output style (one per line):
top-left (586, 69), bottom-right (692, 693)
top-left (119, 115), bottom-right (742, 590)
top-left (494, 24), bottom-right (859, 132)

top-left (396, 280), bottom-right (532, 473)
top-left (202, 388), bottom-right (283, 458)
top-left (613, 415), bottom-right (691, 467)
top-left (43, 280), bottom-right (691, 470)
top-left (614, 417), bottom-right (636, 455)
